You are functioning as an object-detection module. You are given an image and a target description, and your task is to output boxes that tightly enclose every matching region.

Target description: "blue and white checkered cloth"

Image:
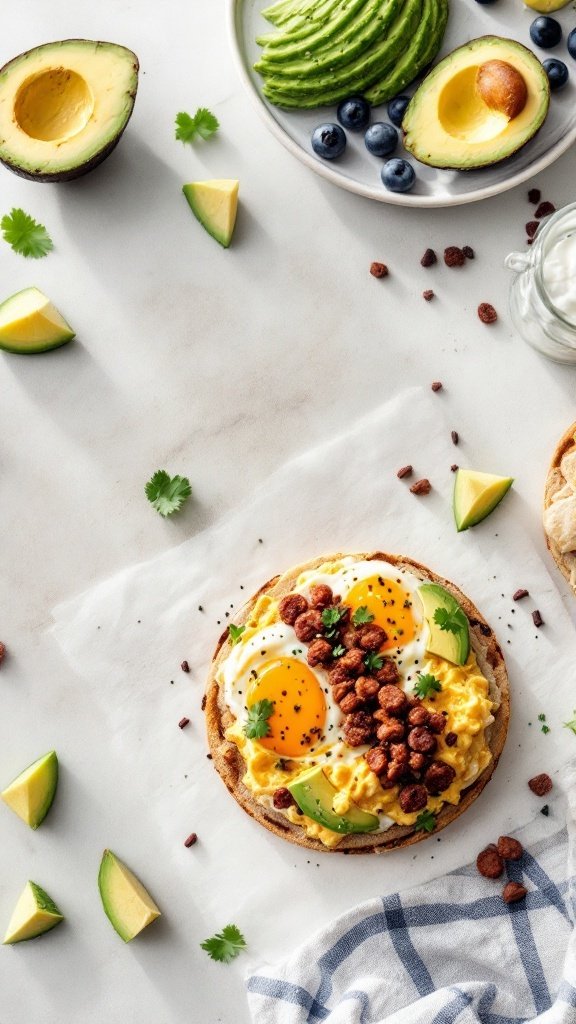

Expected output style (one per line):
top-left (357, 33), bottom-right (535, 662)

top-left (247, 773), bottom-right (576, 1024)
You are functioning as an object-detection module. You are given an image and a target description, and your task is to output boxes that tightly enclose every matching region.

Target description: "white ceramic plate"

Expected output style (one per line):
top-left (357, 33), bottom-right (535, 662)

top-left (229, 0), bottom-right (576, 207)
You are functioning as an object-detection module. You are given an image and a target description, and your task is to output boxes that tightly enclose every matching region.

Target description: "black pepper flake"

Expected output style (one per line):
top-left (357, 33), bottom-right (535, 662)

top-left (541, 804), bottom-right (549, 816)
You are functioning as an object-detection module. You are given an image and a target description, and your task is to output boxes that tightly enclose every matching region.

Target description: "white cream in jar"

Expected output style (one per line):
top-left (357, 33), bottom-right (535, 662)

top-left (541, 208), bottom-right (576, 326)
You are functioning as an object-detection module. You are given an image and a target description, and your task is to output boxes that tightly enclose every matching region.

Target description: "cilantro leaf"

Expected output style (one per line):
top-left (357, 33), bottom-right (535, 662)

top-left (145, 471), bottom-right (191, 517)
top-left (353, 606), bottom-right (374, 626)
top-left (244, 699), bottom-right (274, 740)
top-left (321, 605), bottom-right (345, 639)
top-left (364, 651), bottom-right (384, 673)
top-left (564, 711), bottom-right (576, 735)
top-left (541, 724), bottom-right (551, 735)
top-left (332, 644), bottom-right (346, 658)
top-left (228, 624), bottom-right (245, 645)
top-left (413, 673), bottom-right (442, 699)
top-left (414, 809), bottom-right (436, 833)
top-left (1, 208), bottom-right (53, 259)
top-left (201, 924), bottom-right (247, 963)
top-left (433, 607), bottom-right (462, 635)
top-left (321, 607), bottom-right (344, 629)
top-left (175, 107), bottom-right (220, 143)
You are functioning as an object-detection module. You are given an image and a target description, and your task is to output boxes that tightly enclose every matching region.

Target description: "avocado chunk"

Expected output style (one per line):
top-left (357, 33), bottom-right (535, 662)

top-left (0, 288), bottom-right (75, 354)
top-left (98, 850), bottom-right (161, 942)
top-left (453, 469), bottom-right (514, 532)
top-left (183, 180), bottom-right (239, 248)
top-left (3, 882), bottom-right (63, 944)
top-left (0, 39), bottom-right (139, 182)
top-left (403, 36), bottom-right (550, 169)
top-left (418, 583), bottom-right (470, 666)
top-left (1, 750), bottom-right (58, 828)
top-left (287, 765), bottom-right (379, 834)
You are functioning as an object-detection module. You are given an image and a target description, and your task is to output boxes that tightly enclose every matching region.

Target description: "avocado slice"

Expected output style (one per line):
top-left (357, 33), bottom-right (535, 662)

top-left (183, 180), bottom-right (239, 248)
top-left (366, 0), bottom-right (448, 104)
top-left (1, 751), bottom-right (58, 828)
top-left (0, 288), bottom-right (75, 354)
top-left (417, 583), bottom-right (470, 666)
top-left (257, 0), bottom-right (391, 67)
top-left (0, 39), bottom-right (138, 182)
top-left (287, 766), bottom-right (379, 834)
top-left (98, 850), bottom-right (161, 942)
top-left (3, 882), bottom-right (63, 944)
top-left (403, 36), bottom-right (550, 170)
top-left (453, 469), bottom-right (514, 532)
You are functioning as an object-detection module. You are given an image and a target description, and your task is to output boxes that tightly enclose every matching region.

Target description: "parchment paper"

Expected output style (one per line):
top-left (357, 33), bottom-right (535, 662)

top-left (51, 385), bottom-right (576, 973)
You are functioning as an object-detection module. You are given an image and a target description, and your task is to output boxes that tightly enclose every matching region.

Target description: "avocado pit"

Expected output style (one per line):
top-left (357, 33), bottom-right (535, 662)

top-left (14, 67), bottom-right (94, 142)
top-left (476, 60), bottom-right (528, 120)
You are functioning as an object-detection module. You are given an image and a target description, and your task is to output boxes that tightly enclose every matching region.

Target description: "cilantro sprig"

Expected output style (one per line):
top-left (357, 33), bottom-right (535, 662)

top-left (352, 606), bottom-right (374, 626)
top-left (1, 208), bottom-right (53, 259)
top-left (413, 673), bottom-right (442, 699)
top-left (414, 809), bottom-right (436, 833)
top-left (364, 652), bottom-right (384, 673)
top-left (228, 624), bottom-right (245, 645)
top-left (175, 107), bottom-right (220, 143)
top-left (564, 710), bottom-right (576, 735)
top-left (321, 606), bottom-right (346, 639)
top-left (201, 924), bottom-right (247, 963)
top-left (433, 607), bottom-right (463, 634)
top-left (145, 471), bottom-right (192, 517)
top-left (244, 699), bottom-right (275, 740)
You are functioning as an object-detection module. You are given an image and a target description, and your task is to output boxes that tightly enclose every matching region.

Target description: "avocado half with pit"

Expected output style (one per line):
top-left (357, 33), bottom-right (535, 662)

top-left (403, 36), bottom-right (550, 169)
top-left (0, 39), bottom-right (139, 182)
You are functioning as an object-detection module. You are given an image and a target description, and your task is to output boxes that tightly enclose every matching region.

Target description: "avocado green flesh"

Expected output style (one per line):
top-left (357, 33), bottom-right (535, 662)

top-left (417, 583), bottom-right (470, 666)
top-left (453, 470), bottom-right (514, 532)
top-left (98, 850), bottom-right (161, 942)
top-left (366, 0), bottom-right (447, 103)
top-left (1, 750), bottom-right (59, 828)
top-left (257, 0), bottom-right (343, 44)
top-left (0, 39), bottom-right (138, 182)
top-left (402, 36), bottom-right (550, 169)
top-left (257, 0), bottom-right (402, 77)
top-left (258, 0), bottom-right (389, 64)
top-left (288, 766), bottom-right (379, 834)
top-left (259, 0), bottom-right (368, 53)
top-left (261, 0), bottom-right (421, 104)
top-left (263, 0), bottom-right (319, 26)
top-left (255, 0), bottom-right (447, 109)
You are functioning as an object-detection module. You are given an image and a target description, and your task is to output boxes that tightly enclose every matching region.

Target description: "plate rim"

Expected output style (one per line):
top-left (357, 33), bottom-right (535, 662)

top-left (228, 0), bottom-right (576, 209)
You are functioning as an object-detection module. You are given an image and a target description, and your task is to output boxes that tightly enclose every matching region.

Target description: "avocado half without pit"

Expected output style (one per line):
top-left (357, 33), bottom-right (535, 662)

top-left (0, 39), bottom-right (139, 182)
top-left (403, 36), bottom-right (550, 169)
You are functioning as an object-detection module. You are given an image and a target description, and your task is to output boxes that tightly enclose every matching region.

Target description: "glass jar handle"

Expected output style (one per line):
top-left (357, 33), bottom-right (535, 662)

top-left (504, 251), bottom-right (531, 273)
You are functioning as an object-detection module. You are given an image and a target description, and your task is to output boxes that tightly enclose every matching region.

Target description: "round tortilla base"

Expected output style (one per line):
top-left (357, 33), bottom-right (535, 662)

top-left (205, 551), bottom-right (510, 854)
top-left (543, 422), bottom-right (576, 591)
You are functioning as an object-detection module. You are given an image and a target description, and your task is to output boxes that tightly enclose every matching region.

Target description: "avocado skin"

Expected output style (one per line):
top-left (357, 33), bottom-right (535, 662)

top-left (0, 39), bottom-right (139, 183)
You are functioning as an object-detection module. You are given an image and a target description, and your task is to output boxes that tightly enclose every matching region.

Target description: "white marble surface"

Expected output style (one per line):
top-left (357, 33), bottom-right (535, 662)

top-left (2, 1), bottom-right (576, 1021)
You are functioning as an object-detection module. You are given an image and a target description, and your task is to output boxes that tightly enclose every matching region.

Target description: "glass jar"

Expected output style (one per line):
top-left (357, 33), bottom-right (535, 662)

top-left (505, 202), bottom-right (576, 364)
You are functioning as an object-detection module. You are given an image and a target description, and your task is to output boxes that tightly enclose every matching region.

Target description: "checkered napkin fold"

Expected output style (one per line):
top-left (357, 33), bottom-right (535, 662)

top-left (247, 765), bottom-right (576, 1024)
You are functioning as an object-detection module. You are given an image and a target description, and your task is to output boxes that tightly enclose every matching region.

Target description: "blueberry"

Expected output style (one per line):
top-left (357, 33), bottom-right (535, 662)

top-left (473, 0), bottom-right (498, 4)
top-left (381, 158), bottom-right (416, 193)
top-left (567, 27), bottom-right (576, 61)
top-left (543, 57), bottom-right (569, 89)
top-left (336, 95), bottom-right (370, 131)
top-left (311, 123), bottom-right (346, 160)
top-left (530, 16), bottom-right (562, 49)
top-left (364, 122), bottom-right (398, 157)
top-left (387, 95), bottom-right (411, 127)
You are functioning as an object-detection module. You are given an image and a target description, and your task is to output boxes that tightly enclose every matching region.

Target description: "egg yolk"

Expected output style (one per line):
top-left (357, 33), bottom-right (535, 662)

top-left (345, 575), bottom-right (417, 650)
top-left (247, 658), bottom-right (326, 757)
